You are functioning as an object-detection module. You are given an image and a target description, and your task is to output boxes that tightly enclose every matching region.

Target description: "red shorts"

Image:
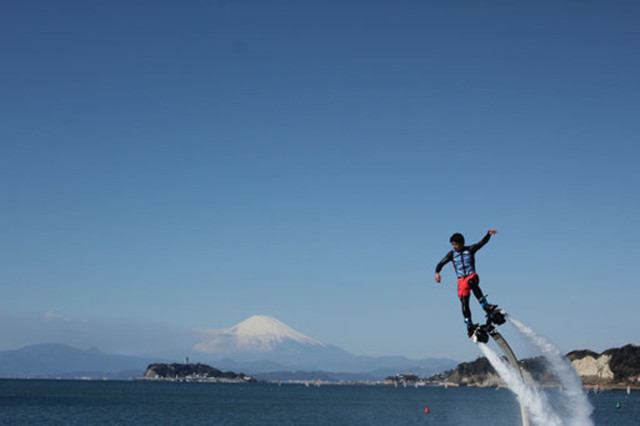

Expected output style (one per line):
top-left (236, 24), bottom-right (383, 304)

top-left (457, 273), bottom-right (479, 299)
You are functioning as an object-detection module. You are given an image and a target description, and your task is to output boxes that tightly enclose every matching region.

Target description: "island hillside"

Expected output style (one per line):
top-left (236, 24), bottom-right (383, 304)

top-left (425, 344), bottom-right (639, 388)
top-left (141, 363), bottom-right (256, 383)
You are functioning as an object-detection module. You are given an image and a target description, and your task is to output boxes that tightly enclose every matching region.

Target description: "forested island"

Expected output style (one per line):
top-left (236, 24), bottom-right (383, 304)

top-left (141, 363), bottom-right (256, 383)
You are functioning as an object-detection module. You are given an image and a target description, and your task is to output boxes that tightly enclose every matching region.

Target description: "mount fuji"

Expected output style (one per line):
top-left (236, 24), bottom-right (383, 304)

top-left (195, 315), bottom-right (323, 353)
top-left (192, 315), bottom-right (456, 379)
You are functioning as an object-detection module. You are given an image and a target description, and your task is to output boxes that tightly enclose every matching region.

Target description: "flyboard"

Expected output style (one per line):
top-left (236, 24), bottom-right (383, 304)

top-left (471, 309), bottom-right (531, 426)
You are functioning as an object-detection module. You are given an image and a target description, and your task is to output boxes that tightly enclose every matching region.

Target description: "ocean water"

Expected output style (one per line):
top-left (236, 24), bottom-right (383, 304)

top-left (0, 380), bottom-right (637, 425)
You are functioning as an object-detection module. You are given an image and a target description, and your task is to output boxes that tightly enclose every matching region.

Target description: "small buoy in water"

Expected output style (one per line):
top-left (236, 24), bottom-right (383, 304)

top-left (424, 404), bottom-right (430, 414)
top-left (616, 402), bottom-right (621, 409)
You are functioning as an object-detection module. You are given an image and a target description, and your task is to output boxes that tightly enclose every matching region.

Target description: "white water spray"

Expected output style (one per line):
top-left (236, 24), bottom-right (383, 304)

top-left (478, 343), bottom-right (563, 426)
top-left (508, 316), bottom-right (594, 426)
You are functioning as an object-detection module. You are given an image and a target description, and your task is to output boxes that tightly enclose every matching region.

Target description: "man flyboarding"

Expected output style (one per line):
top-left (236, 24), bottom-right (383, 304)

top-left (435, 229), bottom-right (500, 338)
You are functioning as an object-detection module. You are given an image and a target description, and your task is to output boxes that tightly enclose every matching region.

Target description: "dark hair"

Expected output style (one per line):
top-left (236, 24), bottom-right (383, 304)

top-left (450, 233), bottom-right (465, 245)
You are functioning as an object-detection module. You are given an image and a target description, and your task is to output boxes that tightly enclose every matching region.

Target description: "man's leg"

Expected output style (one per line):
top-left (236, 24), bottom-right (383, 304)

top-left (468, 275), bottom-right (496, 312)
top-left (460, 295), bottom-right (475, 336)
top-left (458, 276), bottom-right (477, 336)
top-left (460, 295), bottom-right (472, 322)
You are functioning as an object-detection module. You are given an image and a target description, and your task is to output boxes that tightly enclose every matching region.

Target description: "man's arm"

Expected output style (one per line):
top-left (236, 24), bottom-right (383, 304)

top-left (469, 229), bottom-right (498, 254)
top-left (435, 251), bottom-right (453, 282)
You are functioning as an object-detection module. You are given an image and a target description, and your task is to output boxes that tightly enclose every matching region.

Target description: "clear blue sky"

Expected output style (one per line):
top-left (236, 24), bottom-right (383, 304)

top-left (1, 1), bottom-right (638, 361)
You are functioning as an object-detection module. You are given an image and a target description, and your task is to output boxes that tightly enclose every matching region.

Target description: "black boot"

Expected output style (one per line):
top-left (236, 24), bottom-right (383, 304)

top-left (465, 319), bottom-right (476, 338)
top-left (484, 304), bottom-right (498, 313)
top-left (479, 295), bottom-right (497, 313)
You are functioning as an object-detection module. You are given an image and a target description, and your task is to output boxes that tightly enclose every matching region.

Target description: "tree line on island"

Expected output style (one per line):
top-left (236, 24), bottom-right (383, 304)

top-left (142, 363), bottom-right (256, 383)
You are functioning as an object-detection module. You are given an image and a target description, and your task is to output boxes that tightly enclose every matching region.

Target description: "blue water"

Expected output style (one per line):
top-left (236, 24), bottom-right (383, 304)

top-left (0, 380), bottom-right (637, 425)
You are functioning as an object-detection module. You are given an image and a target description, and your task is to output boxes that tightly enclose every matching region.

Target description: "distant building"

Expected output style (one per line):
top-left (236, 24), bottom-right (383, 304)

top-left (384, 372), bottom-right (420, 386)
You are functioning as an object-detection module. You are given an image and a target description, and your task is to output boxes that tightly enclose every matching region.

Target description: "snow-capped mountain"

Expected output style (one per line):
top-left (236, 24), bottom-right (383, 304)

top-left (192, 315), bottom-right (457, 378)
top-left (195, 315), bottom-right (323, 354)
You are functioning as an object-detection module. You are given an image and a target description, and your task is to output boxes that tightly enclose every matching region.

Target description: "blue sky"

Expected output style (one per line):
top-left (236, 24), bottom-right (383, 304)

top-left (1, 1), bottom-right (638, 361)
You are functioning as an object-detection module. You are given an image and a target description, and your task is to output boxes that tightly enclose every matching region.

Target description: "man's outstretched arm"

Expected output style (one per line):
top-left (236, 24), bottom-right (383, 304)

top-left (435, 251), bottom-right (453, 283)
top-left (469, 229), bottom-right (498, 254)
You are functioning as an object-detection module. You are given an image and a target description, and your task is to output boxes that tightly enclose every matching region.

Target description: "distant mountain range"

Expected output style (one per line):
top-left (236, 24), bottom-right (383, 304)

top-left (0, 343), bottom-right (161, 380)
top-left (0, 315), bottom-right (458, 380)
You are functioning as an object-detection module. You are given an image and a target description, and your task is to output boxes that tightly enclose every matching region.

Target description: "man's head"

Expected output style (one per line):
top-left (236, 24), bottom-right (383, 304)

top-left (450, 233), bottom-right (465, 252)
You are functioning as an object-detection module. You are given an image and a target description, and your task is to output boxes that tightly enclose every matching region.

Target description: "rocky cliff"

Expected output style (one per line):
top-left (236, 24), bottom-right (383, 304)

top-left (568, 344), bottom-right (640, 386)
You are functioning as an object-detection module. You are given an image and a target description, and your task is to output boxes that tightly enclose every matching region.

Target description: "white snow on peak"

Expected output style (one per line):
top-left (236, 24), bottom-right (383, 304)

top-left (227, 315), bottom-right (323, 347)
top-left (193, 315), bottom-right (324, 354)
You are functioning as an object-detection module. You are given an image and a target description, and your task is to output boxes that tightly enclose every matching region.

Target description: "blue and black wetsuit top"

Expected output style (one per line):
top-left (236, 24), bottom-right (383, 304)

top-left (435, 232), bottom-right (492, 278)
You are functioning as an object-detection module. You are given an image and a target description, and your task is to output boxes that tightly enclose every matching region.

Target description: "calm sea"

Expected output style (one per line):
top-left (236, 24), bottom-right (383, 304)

top-left (0, 379), bottom-right (637, 425)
